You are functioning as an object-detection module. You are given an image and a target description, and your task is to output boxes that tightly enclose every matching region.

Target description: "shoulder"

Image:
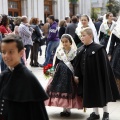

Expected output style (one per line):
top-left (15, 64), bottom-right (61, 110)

top-left (87, 43), bottom-right (105, 56)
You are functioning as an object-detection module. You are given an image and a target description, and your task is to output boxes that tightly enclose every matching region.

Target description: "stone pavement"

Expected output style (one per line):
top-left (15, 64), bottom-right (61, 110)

top-left (27, 45), bottom-right (120, 120)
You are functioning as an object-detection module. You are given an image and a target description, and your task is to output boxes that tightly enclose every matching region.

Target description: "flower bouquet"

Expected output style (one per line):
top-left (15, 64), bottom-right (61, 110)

top-left (43, 64), bottom-right (55, 78)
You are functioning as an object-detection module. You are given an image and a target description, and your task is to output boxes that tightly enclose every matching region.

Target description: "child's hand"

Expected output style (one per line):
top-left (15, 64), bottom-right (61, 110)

top-left (74, 76), bottom-right (79, 84)
top-left (108, 55), bottom-right (111, 61)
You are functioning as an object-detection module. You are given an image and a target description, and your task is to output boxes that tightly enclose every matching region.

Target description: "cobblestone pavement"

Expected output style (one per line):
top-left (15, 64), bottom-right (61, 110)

top-left (27, 46), bottom-right (120, 120)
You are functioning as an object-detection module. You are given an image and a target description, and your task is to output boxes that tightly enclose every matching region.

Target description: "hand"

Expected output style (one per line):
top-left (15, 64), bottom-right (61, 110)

top-left (74, 76), bottom-right (79, 84)
top-left (108, 55), bottom-right (111, 61)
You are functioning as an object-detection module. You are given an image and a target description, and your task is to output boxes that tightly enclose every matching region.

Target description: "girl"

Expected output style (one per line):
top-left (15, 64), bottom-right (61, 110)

top-left (45, 34), bottom-right (83, 117)
top-left (76, 14), bottom-right (99, 47)
top-left (107, 16), bottom-right (120, 94)
top-left (99, 12), bottom-right (116, 49)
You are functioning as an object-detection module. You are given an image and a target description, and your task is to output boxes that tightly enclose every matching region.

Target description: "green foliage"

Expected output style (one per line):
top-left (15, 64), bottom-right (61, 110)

top-left (106, 0), bottom-right (120, 16)
top-left (91, 8), bottom-right (98, 21)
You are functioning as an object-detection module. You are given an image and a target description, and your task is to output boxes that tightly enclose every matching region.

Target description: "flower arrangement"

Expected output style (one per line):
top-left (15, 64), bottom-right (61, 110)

top-left (43, 64), bottom-right (54, 78)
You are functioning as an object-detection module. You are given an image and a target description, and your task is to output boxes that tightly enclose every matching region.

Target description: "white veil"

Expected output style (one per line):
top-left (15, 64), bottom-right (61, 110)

top-left (76, 14), bottom-right (99, 44)
top-left (53, 34), bottom-right (77, 66)
top-left (106, 16), bottom-right (120, 53)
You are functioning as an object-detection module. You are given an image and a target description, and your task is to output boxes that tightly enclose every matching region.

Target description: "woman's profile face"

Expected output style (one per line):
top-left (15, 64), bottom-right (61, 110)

top-left (108, 14), bottom-right (113, 21)
top-left (81, 16), bottom-right (89, 27)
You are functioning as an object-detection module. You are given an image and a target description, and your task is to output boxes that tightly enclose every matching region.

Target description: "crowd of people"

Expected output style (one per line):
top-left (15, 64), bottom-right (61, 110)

top-left (0, 12), bottom-right (120, 120)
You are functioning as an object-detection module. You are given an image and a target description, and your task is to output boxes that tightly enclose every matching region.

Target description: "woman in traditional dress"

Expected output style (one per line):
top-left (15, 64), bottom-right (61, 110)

top-left (107, 16), bottom-right (120, 94)
top-left (99, 12), bottom-right (116, 49)
top-left (75, 14), bottom-right (99, 47)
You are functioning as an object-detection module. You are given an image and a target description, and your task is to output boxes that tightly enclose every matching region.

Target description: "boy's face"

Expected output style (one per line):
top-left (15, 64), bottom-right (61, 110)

top-left (1, 42), bottom-right (23, 68)
top-left (81, 32), bottom-right (93, 45)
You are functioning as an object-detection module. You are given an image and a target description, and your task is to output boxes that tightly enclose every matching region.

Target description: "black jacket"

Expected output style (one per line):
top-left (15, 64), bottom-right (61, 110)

top-left (0, 64), bottom-right (49, 120)
top-left (31, 25), bottom-right (42, 42)
top-left (74, 42), bottom-right (119, 108)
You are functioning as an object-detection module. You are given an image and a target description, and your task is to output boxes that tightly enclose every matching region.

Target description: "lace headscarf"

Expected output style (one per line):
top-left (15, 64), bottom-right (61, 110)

top-left (53, 34), bottom-right (77, 66)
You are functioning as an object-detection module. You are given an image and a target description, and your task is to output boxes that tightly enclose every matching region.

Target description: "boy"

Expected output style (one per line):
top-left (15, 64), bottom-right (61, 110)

top-left (0, 34), bottom-right (49, 120)
top-left (74, 27), bottom-right (119, 120)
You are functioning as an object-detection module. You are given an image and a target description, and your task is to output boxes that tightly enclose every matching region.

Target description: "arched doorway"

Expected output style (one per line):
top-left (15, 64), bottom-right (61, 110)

top-left (44, 0), bottom-right (53, 23)
top-left (8, 0), bottom-right (21, 17)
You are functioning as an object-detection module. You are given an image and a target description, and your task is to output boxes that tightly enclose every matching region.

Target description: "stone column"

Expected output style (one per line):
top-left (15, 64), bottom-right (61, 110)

top-left (78, 0), bottom-right (91, 16)
top-left (64, 0), bottom-right (70, 18)
top-left (52, 0), bottom-right (58, 19)
top-left (26, 0), bottom-right (32, 20)
top-left (56, 0), bottom-right (69, 20)
top-left (0, 0), bottom-right (3, 14)
top-left (0, 0), bottom-right (8, 15)
top-left (37, 0), bottom-right (44, 22)
top-left (21, 0), bottom-right (27, 16)
top-left (33, 0), bottom-right (37, 17)
top-left (63, 0), bottom-right (69, 19)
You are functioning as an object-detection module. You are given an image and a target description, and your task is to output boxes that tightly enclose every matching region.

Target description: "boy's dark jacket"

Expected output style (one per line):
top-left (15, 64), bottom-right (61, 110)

top-left (0, 64), bottom-right (49, 120)
top-left (74, 42), bottom-right (120, 108)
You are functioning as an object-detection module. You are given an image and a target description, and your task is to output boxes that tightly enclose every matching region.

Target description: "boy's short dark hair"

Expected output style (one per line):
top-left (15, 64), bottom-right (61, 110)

top-left (2, 34), bottom-right (24, 52)
top-left (48, 15), bottom-right (55, 21)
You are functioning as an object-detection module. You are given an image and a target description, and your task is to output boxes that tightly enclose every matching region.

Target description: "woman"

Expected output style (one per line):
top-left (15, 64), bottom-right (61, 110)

top-left (30, 18), bottom-right (42, 67)
top-left (99, 12), bottom-right (116, 49)
top-left (0, 14), bottom-right (12, 71)
top-left (76, 14), bottom-right (99, 47)
top-left (58, 20), bottom-right (66, 39)
top-left (108, 16), bottom-right (120, 94)
top-left (0, 14), bottom-right (12, 36)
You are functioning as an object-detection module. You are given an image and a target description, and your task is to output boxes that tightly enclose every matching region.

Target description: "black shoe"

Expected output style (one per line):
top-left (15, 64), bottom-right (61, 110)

top-left (34, 64), bottom-right (39, 67)
top-left (65, 112), bottom-right (71, 117)
top-left (102, 112), bottom-right (109, 120)
top-left (60, 111), bottom-right (71, 117)
top-left (87, 112), bottom-right (100, 120)
top-left (60, 112), bottom-right (66, 116)
top-left (30, 63), bottom-right (34, 67)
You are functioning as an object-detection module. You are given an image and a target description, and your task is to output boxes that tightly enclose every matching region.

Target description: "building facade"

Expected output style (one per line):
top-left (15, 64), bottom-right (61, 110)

top-left (0, 0), bottom-right (91, 22)
top-left (91, 0), bottom-right (108, 17)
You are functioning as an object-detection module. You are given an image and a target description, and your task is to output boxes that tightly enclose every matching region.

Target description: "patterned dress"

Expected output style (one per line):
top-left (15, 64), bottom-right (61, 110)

top-left (45, 48), bottom-right (83, 109)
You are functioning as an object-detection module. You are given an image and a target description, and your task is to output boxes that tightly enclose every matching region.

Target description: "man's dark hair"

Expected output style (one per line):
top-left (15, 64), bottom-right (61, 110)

top-left (55, 19), bottom-right (59, 23)
top-left (71, 16), bottom-right (77, 23)
top-left (48, 15), bottom-right (54, 21)
top-left (2, 34), bottom-right (24, 52)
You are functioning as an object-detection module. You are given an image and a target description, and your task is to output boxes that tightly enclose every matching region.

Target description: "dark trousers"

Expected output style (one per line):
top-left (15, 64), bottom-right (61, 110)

top-left (24, 45), bottom-right (32, 60)
top-left (30, 42), bottom-right (39, 65)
